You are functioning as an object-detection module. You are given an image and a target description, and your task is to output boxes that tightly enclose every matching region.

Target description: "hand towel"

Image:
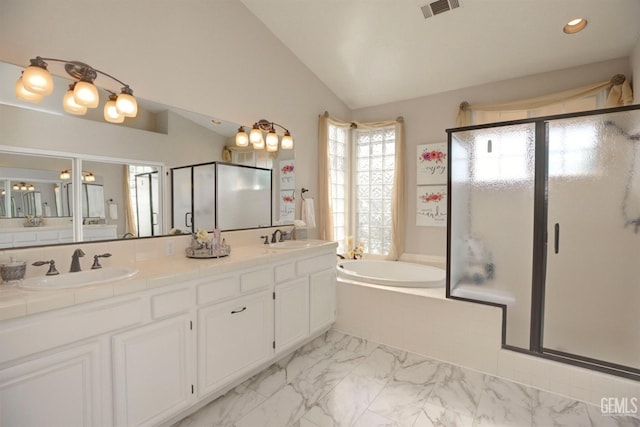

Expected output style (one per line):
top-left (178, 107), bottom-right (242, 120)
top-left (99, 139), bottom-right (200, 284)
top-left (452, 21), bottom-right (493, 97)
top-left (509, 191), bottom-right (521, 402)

top-left (43, 204), bottom-right (51, 217)
top-left (301, 198), bottom-right (316, 229)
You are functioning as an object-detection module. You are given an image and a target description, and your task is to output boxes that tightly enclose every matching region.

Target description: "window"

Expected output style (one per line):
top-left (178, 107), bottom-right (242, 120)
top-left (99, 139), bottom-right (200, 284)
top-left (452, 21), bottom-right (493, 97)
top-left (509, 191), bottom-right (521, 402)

top-left (329, 124), bottom-right (396, 256)
top-left (470, 94), bottom-right (603, 182)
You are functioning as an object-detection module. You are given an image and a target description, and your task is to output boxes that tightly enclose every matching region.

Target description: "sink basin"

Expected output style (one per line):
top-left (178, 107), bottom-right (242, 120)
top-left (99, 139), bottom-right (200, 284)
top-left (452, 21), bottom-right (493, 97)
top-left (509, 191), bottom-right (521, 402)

top-left (19, 266), bottom-right (138, 291)
top-left (268, 240), bottom-right (315, 250)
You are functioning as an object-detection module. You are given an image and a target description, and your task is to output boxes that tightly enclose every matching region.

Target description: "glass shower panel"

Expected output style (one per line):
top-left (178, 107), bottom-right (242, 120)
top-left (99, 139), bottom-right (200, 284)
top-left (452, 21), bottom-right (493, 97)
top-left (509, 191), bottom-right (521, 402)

top-left (543, 109), bottom-right (640, 369)
top-left (193, 164), bottom-right (216, 232)
top-left (449, 123), bottom-right (536, 349)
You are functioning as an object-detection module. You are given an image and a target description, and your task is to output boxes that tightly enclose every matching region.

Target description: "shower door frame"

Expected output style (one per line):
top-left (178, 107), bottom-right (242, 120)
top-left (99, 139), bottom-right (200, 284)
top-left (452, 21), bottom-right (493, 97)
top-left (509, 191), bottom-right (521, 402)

top-left (446, 103), bottom-right (640, 381)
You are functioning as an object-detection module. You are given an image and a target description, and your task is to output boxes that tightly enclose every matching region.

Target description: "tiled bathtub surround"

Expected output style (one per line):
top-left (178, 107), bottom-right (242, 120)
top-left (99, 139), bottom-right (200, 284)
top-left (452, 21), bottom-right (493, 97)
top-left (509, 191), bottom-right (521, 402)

top-left (335, 280), bottom-right (640, 410)
top-left (175, 330), bottom-right (640, 427)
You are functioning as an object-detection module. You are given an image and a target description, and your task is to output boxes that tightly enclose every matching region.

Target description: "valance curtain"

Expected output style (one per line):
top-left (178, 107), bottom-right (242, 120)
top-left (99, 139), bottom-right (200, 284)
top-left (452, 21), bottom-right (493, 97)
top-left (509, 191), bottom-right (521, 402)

top-left (457, 74), bottom-right (634, 127)
top-left (318, 112), bottom-right (406, 260)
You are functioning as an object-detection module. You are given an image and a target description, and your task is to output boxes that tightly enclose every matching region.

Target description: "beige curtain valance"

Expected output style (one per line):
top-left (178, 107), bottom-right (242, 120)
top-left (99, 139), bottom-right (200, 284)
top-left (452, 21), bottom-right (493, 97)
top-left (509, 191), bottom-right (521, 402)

top-left (457, 74), bottom-right (634, 127)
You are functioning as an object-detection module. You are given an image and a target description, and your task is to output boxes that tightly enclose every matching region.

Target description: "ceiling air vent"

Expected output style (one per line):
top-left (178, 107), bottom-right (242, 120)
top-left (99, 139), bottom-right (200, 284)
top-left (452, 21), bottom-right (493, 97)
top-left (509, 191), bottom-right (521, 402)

top-left (421, 0), bottom-right (460, 19)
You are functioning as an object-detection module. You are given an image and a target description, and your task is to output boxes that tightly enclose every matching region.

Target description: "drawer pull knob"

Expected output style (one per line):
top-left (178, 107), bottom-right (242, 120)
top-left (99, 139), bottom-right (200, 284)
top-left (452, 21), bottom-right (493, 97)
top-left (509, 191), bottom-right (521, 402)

top-left (231, 306), bottom-right (247, 314)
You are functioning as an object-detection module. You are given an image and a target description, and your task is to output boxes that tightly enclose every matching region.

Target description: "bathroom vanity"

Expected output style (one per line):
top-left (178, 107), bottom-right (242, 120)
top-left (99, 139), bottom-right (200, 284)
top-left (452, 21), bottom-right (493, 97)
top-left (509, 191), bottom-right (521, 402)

top-left (0, 240), bottom-right (337, 426)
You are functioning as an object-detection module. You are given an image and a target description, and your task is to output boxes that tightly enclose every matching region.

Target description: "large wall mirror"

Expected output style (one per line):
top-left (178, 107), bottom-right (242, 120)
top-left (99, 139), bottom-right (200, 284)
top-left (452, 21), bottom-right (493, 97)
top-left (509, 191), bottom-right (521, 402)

top-left (0, 60), bottom-right (294, 248)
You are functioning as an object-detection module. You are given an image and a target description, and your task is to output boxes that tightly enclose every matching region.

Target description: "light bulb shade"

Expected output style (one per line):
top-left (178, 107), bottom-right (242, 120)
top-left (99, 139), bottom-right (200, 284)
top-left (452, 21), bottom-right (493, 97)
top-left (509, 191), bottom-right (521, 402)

top-left (12, 184), bottom-right (19, 191)
top-left (20, 184), bottom-right (27, 191)
top-left (63, 89), bottom-right (88, 115)
top-left (28, 185), bottom-right (34, 191)
top-left (22, 65), bottom-right (54, 95)
top-left (60, 170), bottom-right (71, 180)
top-left (15, 77), bottom-right (43, 103)
top-left (84, 173), bottom-right (96, 182)
top-left (281, 133), bottom-right (294, 150)
top-left (73, 81), bottom-right (99, 108)
top-left (116, 92), bottom-right (138, 117)
top-left (104, 98), bottom-right (124, 123)
top-left (235, 129), bottom-right (249, 147)
top-left (249, 126), bottom-right (263, 144)
top-left (266, 131), bottom-right (279, 149)
top-left (252, 138), bottom-right (265, 150)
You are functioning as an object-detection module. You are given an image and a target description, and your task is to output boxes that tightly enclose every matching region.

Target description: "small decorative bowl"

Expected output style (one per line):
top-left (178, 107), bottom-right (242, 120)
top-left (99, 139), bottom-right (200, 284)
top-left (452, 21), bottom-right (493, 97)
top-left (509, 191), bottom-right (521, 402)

top-left (1, 259), bottom-right (27, 283)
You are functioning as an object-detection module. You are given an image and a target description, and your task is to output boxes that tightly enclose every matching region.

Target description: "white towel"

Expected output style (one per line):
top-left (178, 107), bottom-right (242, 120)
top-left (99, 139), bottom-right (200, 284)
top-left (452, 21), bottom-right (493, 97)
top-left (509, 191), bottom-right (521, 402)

top-left (109, 203), bottom-right (118, 220)
top-left (301, 198), bottom-right (316, 229)
top-left (43, 204), bottom-right (51, 217)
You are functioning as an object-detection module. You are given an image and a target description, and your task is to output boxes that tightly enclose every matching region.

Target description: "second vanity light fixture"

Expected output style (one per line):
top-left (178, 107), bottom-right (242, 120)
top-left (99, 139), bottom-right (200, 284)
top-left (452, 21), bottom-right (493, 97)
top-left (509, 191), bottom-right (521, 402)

top-left (59, 170), bottom-right (96, 182)
top-left (235, 119), bottom-right (294, 152)
top-left (15, 56), bottom-right (138, 123)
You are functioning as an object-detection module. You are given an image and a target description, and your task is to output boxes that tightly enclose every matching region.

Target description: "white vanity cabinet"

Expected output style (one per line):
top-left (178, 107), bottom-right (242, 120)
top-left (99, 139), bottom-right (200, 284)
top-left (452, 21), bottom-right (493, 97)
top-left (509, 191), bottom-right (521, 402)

top-left (310, 268), bottom-right (337, 333)
top-left (197, 290), bottom-right (273, 397)
top-left (112, 314), bottom-right (194, 427)
top-left (0, 341), bottom-right (104, 427)
top-left (274, 277), bottom-right (310, 354)
top-left (0, 242), bottom-right (337, 427)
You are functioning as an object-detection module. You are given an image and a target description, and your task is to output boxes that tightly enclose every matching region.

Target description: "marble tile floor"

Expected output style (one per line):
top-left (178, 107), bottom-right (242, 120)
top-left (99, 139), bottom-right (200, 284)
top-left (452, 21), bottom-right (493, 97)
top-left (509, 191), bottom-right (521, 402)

top-left (175, 330), bottom-right (640, 427)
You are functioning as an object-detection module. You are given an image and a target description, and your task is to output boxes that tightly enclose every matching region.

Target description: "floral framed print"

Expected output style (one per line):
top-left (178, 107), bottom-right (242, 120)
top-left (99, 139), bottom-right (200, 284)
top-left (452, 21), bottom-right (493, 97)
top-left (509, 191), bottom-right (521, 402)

top-left (279, 160), bottom-right (295, 190)
top-left (279, 190), bottom-right (295, 223)
top-left (416, 185), bottom-right (447, 227)
top-left (417, 143), bottom-right (447, 185)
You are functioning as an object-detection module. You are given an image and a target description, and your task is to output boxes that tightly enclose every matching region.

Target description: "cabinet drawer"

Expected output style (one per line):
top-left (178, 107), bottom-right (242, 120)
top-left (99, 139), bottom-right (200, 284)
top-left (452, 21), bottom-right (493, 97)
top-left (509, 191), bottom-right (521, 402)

top-left (197, 275), bottom-right (238, 306)
top-left (274, 263), bottom-right (295, 283)
top-left (152, 288), bottom-right (191, 319)
top-left (0, 298), bottom-right (144, 365)
top-left (296, 253), bottom-right (336, 276)
top-left (240, 268), bottom-right (273, 293)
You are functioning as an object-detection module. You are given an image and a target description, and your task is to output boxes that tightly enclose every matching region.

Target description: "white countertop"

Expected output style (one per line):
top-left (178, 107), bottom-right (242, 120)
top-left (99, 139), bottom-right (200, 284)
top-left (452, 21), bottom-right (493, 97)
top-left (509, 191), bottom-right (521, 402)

top-left (0, 240), bottom-right (337, 321)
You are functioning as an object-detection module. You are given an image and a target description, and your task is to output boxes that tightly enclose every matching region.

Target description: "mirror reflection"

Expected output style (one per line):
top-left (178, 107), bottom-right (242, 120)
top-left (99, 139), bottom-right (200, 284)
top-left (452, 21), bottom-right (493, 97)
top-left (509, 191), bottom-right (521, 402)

top-left (0, 60), bottom-right (294, 248)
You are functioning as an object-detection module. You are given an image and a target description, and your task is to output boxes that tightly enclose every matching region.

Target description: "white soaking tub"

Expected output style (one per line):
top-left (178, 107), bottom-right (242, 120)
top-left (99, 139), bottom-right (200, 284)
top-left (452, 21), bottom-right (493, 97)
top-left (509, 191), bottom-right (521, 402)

top-left (337, 260), bottom-right (445, 288)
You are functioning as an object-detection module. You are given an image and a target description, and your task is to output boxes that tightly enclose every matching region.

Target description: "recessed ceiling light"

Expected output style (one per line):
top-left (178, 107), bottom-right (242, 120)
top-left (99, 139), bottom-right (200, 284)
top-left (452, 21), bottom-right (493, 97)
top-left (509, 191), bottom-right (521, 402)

top-left (563, 18), bottom-right (587, 34)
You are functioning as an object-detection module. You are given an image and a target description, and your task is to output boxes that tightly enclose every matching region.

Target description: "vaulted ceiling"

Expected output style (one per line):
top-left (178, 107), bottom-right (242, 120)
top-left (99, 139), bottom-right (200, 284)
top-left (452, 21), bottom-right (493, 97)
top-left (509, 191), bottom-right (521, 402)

top-left (241, 0), bottom-right (640, 109)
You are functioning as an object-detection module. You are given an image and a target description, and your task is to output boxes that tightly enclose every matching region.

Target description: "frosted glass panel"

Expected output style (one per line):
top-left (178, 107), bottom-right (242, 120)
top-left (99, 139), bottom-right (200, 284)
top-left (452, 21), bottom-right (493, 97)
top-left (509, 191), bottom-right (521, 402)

top-left (172, 168), bottom-right (192, 231)
top-left (217, 164), bottom-right (271, 230)
top-left (449, 123), bottom-right (535, 349)
top-left (193, 164), bottom-right (216, 231)
top-left (544, 109), bottom-right (640, 369)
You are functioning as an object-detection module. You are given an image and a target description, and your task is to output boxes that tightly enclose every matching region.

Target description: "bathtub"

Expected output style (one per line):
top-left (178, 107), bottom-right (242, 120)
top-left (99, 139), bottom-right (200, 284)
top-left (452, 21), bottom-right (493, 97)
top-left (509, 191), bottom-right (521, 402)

top-left (337, 260), bottom-right (445, 288)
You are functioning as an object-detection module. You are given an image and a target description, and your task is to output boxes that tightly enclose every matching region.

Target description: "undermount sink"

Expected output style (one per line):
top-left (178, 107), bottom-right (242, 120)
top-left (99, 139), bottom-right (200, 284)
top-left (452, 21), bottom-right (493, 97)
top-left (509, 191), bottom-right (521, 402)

top-left (19, 266), bottom-right (138, 291)
top-left (268, 240), bottom-right (316, 250)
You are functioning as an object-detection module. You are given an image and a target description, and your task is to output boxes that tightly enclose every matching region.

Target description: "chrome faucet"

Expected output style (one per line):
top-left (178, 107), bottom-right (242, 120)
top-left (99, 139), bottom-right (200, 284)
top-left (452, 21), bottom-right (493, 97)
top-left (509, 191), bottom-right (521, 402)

top-left (70, 249), bottom-right (85, 273)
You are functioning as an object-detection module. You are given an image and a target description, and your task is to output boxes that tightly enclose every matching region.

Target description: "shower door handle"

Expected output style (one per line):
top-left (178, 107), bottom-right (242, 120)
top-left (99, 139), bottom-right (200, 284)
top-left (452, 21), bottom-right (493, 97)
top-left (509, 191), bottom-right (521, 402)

top-left (554, 223), bottom-right (560, 254)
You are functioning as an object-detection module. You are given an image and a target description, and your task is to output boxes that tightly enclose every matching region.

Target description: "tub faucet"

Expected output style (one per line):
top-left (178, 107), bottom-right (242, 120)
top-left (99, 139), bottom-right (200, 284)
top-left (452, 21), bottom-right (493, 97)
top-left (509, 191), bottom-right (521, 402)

top-left (70, 249), bottom-right (85, 273)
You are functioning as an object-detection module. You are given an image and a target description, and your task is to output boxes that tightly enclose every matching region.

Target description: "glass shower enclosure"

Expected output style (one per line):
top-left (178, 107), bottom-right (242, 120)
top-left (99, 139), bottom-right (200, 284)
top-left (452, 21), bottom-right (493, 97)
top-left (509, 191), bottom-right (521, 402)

top-left (447, 105), bottom-right (640, 379)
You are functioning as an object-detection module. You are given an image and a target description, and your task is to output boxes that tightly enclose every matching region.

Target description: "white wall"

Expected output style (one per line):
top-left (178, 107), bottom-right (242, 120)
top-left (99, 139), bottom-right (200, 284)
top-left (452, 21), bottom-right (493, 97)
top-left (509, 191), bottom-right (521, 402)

top-left (0, 0), bottom-right (351, 233)
top-left (352, 57), bottom-right (631, 258)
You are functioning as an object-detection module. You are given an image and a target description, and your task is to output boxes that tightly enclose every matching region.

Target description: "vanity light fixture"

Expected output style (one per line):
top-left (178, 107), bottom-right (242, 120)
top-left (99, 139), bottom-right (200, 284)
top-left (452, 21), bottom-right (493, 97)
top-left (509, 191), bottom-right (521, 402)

top-left (563, 18), bottom-right (587, 34)
top-left (59, 170), bottom-right (96, 181)
top-left (11, 182), bottom-right (34, 192)
top-left (235, 119), bottom-right (294, 152)
top-left (15, 56), bottom-right (138, 122)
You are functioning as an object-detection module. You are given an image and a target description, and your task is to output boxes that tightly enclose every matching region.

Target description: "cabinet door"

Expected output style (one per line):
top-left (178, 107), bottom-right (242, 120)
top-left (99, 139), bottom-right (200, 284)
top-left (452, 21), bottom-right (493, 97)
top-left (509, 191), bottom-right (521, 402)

top-left (275, 277), bottom-right (309, 354)
top-left (310, 268), bottom-right (336, 333)
top-left (0, 342), bottom-right (103, 427)
top-left (198, 291), bottom-right (273, 397)
top-left (112, 315), bottom-right (193, 427)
